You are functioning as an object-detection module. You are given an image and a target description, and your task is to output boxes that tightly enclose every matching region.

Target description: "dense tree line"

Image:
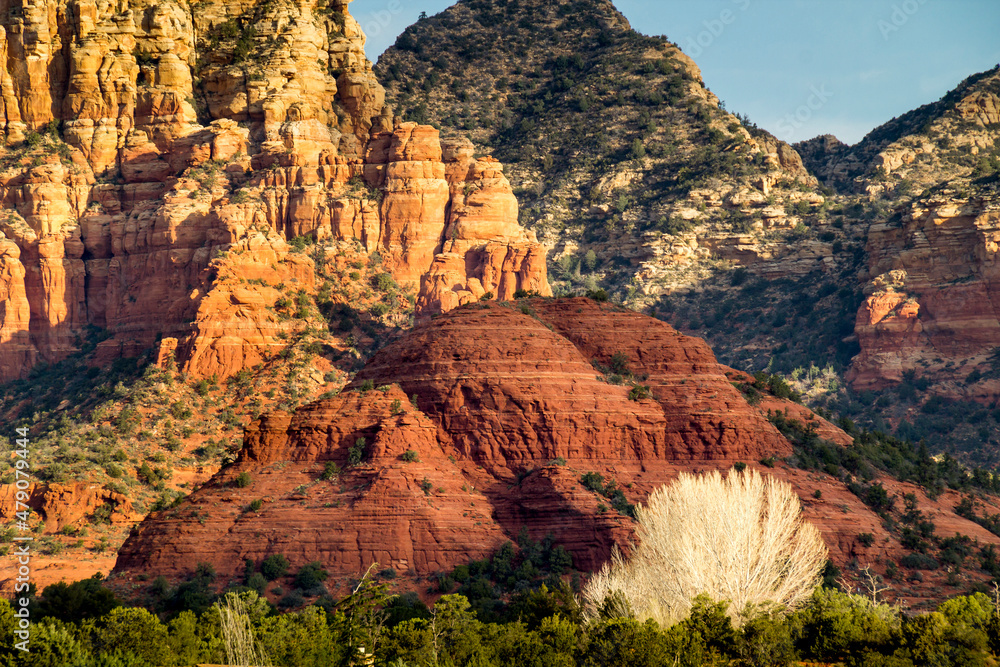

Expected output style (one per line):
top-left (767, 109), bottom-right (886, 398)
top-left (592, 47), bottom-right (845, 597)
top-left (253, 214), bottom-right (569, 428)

top-left (3, 570), bottom-right (1000, 666)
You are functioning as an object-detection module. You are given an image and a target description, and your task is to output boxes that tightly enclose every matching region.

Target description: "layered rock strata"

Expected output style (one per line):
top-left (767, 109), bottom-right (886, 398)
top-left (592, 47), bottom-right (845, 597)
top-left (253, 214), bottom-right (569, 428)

top-left (0, 482), bottom-right (136, 533)
top-left (0, 0), bottom-right (548, 382)
top-left (848, 199), bottom-right (1000, 393)
top-left (113, 298), bottom-right (1000, 605)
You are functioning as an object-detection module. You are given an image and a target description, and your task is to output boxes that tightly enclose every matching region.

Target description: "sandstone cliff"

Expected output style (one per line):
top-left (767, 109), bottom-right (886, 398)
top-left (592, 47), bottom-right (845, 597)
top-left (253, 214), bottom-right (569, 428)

top-left (838, 68), bottom-right (1000, 394)
top-left (848, 200), bottom-right (1000, 394)
top-left (0, 0), bottom-right (549, 383)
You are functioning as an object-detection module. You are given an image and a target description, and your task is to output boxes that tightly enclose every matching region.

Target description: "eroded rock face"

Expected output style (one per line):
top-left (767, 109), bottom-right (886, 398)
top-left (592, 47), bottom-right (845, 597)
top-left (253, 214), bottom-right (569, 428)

top-left (0, 482), bottom-right (135, 533)
top-left (115, 386), bottom-right (515, 578)
top-left (354, 299), bottom-right (791, 468)
top-left (848, 200), bottom-right (1000, 393)
top-left (112, 299), bottom-right (1000, 603)
top-left (0, 0), bottom-right (548, 382)
top-left (108, 299), bottom-right (839, 584)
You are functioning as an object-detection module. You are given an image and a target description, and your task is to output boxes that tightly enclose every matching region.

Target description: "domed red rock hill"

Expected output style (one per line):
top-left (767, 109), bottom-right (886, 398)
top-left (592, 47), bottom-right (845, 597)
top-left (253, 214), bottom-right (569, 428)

top-left (352, 297), bottom-right (792, 467)
top-left (113, 298), bottom-right (1000, 604)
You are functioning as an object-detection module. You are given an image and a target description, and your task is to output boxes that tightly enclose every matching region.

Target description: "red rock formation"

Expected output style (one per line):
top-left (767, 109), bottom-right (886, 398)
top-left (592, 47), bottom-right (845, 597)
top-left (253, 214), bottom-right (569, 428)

top-left (165, 230), bottom-right (317, 380)
top-left (366, 123), bottom-right (450, 284)
top-left (112, 298), bottom-right (1000, 606)
top-left (0, 482), bottom-right (135, 533)
top-left (848, 202), bottom-right (1000, 393)
top-left (0, 1), bottom-right (549, 382)
top-left (353, 299), bottom-right (789, 468)
top-left (527, 299), bottom-right (792, 460)
top-left (115, 300), bottom-right (787, 582)
top-left (115, 387), bottom-right (514, 579)
top-left (0, 235), bottom-right (36, 375)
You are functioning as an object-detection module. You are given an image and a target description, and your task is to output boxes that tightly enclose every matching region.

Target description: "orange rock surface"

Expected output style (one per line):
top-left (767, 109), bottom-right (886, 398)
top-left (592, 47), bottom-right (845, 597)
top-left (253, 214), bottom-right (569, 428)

top-left (849, 202), bottom-right (1000, 394)
top-left (0, 1), bottom-right (548, 382)
top-left (115, 387), bottom-right (515, 579)
top-left (0, 482), bottom-right (136, 533)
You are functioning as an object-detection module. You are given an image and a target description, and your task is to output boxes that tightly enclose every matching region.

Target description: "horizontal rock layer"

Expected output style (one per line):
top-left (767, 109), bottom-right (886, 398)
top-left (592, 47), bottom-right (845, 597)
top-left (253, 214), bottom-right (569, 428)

top-left (110, 298), bottom-right (1000, 606)
top-left (849, 199), bottom-right (1000, 394)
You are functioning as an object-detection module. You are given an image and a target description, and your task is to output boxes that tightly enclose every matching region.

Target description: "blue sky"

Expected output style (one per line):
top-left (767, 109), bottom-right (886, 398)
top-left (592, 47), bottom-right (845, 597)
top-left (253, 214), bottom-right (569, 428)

top-left (351, 0), bottom-right (1000, 145)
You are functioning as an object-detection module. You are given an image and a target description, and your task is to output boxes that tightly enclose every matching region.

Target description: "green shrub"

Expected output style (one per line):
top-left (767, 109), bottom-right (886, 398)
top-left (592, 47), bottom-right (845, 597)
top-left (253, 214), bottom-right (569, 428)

top-left (289, 235), bottom-right (314, 252)
top-left (170, 401), bottom-right (192, 420)
top-left (137, 464), bottom-right (169, 488)
top-left (247, 572), bottom-right (267, 594)
top-left (794, 587), bottom-right (901, 662)
top-left (35, 575), bottom-right (121, 624)
top-left (348, 437), bottom-right (367, 465)
top-left (96, 607), bottom-right (171, 664)
top-left (629, 138), bottom-right (646, 159)
top-left (402, 450), bottom-right (420, 462)
top-left (261, 553), bottom-right (290, 581)
top-left (372, 272), bottom-right (397, 292)
top-left (294, 561), bottom-right (329, 594)
top-left (628, 384), bottom-right (650, 400)
top-left (586, 288), bottom-right (609, 302)
top-left (580, 472), bottom-right (635, 517)
top-left (234, 472), bottom-right (252, 488)
top-left (277, 590), bottom-right (305, 609)
top-left (581, 472), bottom-right (605, 493)
top-left (736, 605), bottom-right (796, 667)
top-left (900, 553), bottom-right (939, 570)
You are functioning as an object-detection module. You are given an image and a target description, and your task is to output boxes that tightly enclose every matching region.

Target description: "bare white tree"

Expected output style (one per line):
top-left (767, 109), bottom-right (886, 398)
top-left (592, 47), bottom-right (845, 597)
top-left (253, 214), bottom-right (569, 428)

top-left (218, 591), bottom-right (270, 667)
top-left (840, 564), bottom-right (890, 604)
top-left (583, 468), bottom-right (828, 627)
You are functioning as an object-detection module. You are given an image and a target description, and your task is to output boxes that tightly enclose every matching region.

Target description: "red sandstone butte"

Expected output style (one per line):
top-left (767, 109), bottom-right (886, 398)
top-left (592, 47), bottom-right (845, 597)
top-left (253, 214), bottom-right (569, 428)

top-left (113, 299), bottom-right (1000, 605)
